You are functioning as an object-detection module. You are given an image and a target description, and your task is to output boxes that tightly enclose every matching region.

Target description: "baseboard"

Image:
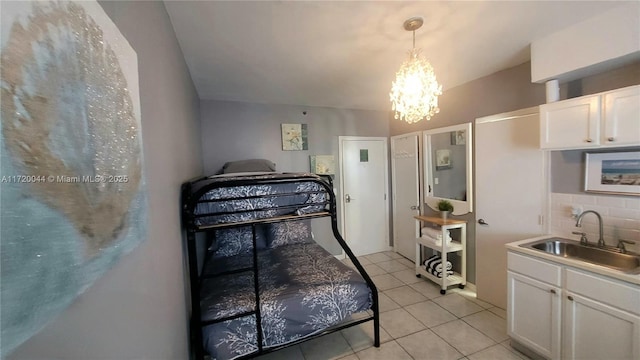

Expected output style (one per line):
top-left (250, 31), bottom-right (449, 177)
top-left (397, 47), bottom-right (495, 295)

top-left (464, 282), bottom-right (477, 292)
top-left (509, 338), bottom-right (548, 360)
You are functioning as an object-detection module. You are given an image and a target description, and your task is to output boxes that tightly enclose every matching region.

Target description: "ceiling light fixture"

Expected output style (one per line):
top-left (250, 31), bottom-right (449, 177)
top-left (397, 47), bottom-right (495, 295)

top-left (390, 17), bottom-right (442, 124)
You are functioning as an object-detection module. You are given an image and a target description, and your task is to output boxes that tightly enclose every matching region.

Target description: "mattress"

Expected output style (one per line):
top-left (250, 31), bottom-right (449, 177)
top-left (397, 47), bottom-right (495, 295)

top-left (192, 173), bottom-right (329, 226)
top-left (200, 241), bottom-right (372, 359)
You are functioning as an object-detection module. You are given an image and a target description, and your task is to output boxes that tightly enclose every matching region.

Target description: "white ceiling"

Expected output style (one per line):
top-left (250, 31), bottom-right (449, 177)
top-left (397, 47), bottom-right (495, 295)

top-left (165, 1), bottom-right (626, 111)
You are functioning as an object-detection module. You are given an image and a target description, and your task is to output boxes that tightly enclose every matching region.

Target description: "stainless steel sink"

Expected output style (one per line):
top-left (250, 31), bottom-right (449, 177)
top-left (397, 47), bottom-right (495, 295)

top-left (521, 237), bottom-right (640, 274)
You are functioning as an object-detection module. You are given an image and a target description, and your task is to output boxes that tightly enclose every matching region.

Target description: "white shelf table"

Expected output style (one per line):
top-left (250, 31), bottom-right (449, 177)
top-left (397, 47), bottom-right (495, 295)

top-left (414, 215), bottom-right (467, 294)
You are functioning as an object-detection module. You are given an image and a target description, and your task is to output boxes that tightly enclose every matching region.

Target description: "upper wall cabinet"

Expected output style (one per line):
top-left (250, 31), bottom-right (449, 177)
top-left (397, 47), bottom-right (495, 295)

top-left (603, 86), bottom-right (640, 147)
top-left (540, 85), bottom-right (640, 150)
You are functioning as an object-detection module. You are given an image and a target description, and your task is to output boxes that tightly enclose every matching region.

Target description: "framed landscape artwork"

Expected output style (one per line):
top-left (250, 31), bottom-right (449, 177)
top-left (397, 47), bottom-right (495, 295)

top-left (585, 151), bottom-right (640, 196)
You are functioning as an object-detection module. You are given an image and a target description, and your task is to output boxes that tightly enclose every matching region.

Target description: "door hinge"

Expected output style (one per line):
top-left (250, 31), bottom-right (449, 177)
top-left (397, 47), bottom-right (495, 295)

top-left (384, 194), bottom-right (387, 200)
top-left (538, 215), bottom-right (544, 225)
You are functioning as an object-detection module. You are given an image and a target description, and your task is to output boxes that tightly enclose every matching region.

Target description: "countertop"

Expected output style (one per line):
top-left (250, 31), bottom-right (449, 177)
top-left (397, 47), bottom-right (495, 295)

top-left (506, 235), bottom-right (640, 286)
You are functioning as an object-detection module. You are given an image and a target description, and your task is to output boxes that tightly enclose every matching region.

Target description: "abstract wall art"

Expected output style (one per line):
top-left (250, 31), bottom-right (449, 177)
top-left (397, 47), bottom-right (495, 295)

top-left (0, 1), bottom-right (147, 356)
top-left (310, 155), bottom-right (335, 175)
top-left (281, 123), bottom-right (308, 151)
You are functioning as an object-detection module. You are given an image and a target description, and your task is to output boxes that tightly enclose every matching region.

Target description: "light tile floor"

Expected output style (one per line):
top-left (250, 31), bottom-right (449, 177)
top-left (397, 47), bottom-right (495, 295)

top-left (256, 251), bottom-right (530, 360)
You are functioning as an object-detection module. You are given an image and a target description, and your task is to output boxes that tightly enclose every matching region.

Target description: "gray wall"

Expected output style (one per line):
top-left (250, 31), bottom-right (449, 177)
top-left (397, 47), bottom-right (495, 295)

top-left (200, 100), bottom-right (390, 254)
top-left (201, 100), bottom-right (390, 174)
top-left (551, 147), bottom-right (640, 196)
top-left (9, 2), bottom-right (202, 359)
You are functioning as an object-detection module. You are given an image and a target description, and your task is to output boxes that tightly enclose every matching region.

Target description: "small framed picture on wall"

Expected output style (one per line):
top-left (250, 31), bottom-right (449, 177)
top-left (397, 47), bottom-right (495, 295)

top-left (281, 123), bottom-right (308, 151)
top-left (451, 130), bottom-right (465, 145)
top-left (584, 151), bottom-right (640, 196)
top-left (435, 149), bottom-right (452, 170)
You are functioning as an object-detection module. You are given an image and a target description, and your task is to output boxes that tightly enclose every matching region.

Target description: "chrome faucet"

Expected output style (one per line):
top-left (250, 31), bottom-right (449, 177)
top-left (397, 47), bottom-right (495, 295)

top-left (617, 240), bottom-right (636, 254)
top-left (575, 210), bottom-right (605, 247)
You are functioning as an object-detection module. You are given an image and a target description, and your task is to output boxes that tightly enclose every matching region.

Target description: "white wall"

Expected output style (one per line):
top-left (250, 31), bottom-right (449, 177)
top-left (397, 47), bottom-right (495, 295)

top-left (8, 1), bottom-right (202, 359)
top-left (531, 2), bottom-right (640, 83)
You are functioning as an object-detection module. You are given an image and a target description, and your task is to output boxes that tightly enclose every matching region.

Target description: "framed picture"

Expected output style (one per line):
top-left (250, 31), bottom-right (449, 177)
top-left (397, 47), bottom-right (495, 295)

top-left (281, 123), bottom-right (308, 151)
top-left (585, 151), bottom-right (640, 196)
top-left (450, 130), bottom-right (466, 145)
top-left (310, 155), bottom-right (335, 175)
top-left (435, 149), bottom-right (452, 170)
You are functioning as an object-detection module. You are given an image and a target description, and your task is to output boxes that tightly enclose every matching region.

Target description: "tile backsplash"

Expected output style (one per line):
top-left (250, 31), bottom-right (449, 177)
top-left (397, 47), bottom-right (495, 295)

top-left (550, 192), bottom-right (640, 254)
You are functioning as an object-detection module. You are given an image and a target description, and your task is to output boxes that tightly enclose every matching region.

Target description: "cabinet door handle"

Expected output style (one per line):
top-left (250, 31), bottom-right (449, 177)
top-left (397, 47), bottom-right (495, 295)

top-left (568, 295), bottom-right (574, 301)
top-left (478, 219), bottom-right (489, 225)
top-left (550, 289), bottom-right (556, 294)
top-left (607, 137), bottom-right (615, 142)
top-left (410, 205), bottom-right (419, 210)
top-left (585, 139), bottom-right (593, 143)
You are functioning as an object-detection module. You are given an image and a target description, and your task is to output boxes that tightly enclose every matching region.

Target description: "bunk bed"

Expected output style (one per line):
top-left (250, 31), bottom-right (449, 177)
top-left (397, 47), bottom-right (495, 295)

top-left (181, 171), bottom-right (380, 359)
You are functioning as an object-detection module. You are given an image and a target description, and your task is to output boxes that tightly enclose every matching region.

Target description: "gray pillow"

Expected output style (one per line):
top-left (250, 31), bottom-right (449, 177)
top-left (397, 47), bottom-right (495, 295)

top-left (267, 220), bottom-right (313, 248)
top-left (212, 225), bottom-right (267, 258)
top-left (222, 159), bottom-right (276, 174)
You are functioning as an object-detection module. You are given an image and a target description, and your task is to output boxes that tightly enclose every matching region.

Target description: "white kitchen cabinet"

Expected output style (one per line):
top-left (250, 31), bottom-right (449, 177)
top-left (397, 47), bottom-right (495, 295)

top-left (507, 252), bottom-right (562, 359)
top-left (540, 94), bottom-right (601, 149)
top-left (540, 85), bottom-right (640, 150)
top-left (563, 291), bottom-right (640, 360)
top-left (507, 271), bottom-right (562, 360)
top-left (507, 251), bottom-right (640, 360)
top-left (603, 85), bottom-right (640, 147)
top-left (562, 267), bottom-right (640, 360)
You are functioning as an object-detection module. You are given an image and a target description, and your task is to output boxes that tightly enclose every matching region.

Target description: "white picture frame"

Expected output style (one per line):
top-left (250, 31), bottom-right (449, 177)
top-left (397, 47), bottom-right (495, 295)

top-left (585, 151), bottom-right (640, 196)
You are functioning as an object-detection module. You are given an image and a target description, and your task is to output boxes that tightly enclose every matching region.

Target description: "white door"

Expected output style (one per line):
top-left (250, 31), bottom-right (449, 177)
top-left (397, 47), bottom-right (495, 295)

top-left (340, 137), bottom-right (389, 256)
top-left (476, 108), bottom-right (546, 309)
top-left (391, 133), bottom-right (420, 261)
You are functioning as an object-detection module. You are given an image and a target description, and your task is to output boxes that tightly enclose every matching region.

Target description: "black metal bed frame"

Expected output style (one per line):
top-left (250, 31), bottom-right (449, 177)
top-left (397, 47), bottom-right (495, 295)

top-left (181, 173), bottom-right (380, 360)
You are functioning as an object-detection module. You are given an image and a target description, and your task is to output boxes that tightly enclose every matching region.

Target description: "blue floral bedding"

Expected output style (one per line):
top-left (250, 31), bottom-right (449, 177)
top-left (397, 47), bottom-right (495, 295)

top-left (189, 173), bottom-right (371, 359)
top-left (193, 174), bottom-right (328, 226)
top-left (200, 241), bottom-right (372, 359)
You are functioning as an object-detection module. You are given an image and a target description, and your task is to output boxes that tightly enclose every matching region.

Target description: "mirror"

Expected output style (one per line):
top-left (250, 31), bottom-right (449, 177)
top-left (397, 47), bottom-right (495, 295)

top-left (423, 123), bottom-right (473, 215)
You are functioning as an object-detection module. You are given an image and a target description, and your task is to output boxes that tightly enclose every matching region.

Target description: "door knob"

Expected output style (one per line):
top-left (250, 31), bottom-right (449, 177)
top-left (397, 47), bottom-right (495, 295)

top-left (478, 219), bottom-right (489, 225)
top-left (345, 194), bottom-right (354, 203)
top-left (410, 205), bottom-right (419, 210)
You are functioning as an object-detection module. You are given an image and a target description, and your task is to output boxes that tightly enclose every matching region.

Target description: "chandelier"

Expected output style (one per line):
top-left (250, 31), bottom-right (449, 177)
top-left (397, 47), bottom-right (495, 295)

top-left (390, 17), bottom-right (442, 124)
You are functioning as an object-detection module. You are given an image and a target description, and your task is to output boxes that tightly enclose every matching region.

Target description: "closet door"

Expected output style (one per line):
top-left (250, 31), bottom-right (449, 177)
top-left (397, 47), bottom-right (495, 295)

top-left (391, 133), bottom-right (421, 261)
top-left (475, 108), bottom-right (547, 309)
